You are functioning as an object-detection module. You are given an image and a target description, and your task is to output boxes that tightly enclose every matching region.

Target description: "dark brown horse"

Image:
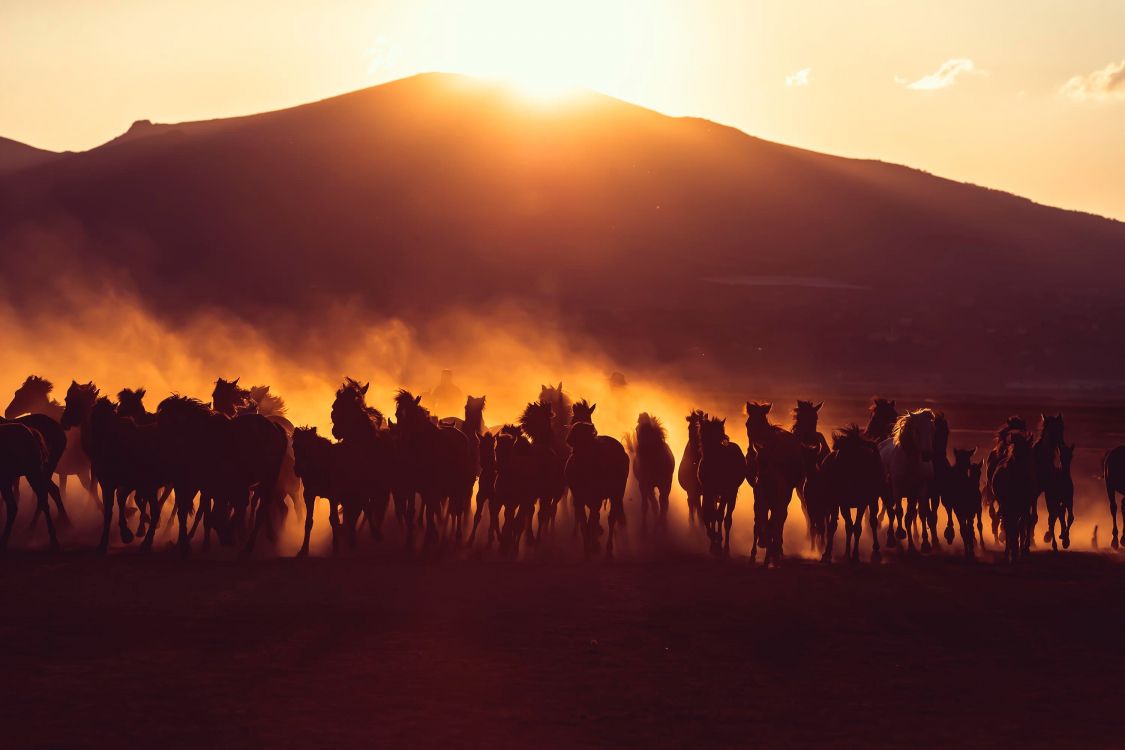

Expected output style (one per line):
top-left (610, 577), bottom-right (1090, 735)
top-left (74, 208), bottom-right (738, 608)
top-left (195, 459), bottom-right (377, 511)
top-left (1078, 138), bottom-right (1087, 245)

top-left (8, 412), bottom-right (69, 529)
top-left (697, 416), bottom-right (744, 557)
top-left (945, 451), bottom-right (984, 559)
top-left (565, 421), bottom-right (629, 560)
top-left (328, 379), bottom-right (393, 544)
top-left (984, 416), bottom-right (1030, 545)
top-left (864, 398), bottom-right (899, 444)
top-left (0, 421), bottom-right (58, 552)
top-left (1043, 442), bottom-right (1075, 551)
top-left (745, 402), bottom-right (804, 565)
top-left (1104, 445), bottom-right (1125, 549)
top-left (291, 425), bottom-right (379, 555)
top-left (792, 400), bottom-right (829, 548)
top-left (394, 389), bottom-right (473, 548)
top-left (538, 382), bottom-right (572, 447)
top-left (469, 430), bottom-right (499, 546)
top-left (493, 425), bottom-right (538, 556)
top-left (521, 400), bottom-right (568, 541)
top-left (1031, 413), bottom-right (1065, 546)
top-left (8, 376), bottom-right (94, 503)
top-left (631, 413), bottom-right (675, 531)
top-left (440, 395), bottom-right (486, 540)
top-left (804, 426), bottom-right (883, 563)
top-left (989, 430), bottom-right (1036, 563)
top-left (678, 410), bottom-right (706, 528)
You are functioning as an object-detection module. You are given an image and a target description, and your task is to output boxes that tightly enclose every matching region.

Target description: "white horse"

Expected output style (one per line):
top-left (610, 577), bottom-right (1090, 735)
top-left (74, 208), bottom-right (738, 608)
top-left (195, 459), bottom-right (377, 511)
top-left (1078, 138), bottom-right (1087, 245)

top-left (879, 409), bottom-right (937, 552)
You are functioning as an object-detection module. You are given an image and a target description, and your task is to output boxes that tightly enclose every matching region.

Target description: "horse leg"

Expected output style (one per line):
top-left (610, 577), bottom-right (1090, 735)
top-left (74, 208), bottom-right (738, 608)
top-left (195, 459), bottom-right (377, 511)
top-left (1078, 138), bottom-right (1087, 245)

top-left (1063, 503), bottom-right (1074, 549)
top-left (904, 499), bottom-right (919, 553)
top-left (139, 489), bottom-right (163, 552)
top-left (174, 487), bottom-right (194, 557)
top-left (0, 483), bottom-right (18, 552)
top-left (825, 508), bottom-right (842, 564)
top-left (1109, 489), bottom-right (1120, 550)
top-left (723, 497), bottom-right (736, 556)
top-left (587, 504), bottom-right (601, 559)
top-left (93, 481), bottom-right (115, 554)
top-left (30, 478), bottom-right (60, 552)
top-left (297, 489), bottom-right (316, 557)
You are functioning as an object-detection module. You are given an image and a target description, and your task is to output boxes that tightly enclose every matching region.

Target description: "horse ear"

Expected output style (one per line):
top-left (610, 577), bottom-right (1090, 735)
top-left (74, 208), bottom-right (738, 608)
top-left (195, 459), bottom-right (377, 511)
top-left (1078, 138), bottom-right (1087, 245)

top-left (764, 403), bottom-right (772, 414)
top-left (541, 384), bottom-right (546, 391)
top-left (814, 402), bottom-right (823, 411)
top-left (138, 388), bottom-right (146, 398)
top-left (361, 382), bottom-right (370, 395)
top-left (557, 381), bottom-right (563, 391)
top-left (745, 401), bottom-right (753, 414)
top-left (590, 403), bottom-right (597, 413)
top-left (232, 377), bottom-right (240, 385)
top-left (414, 395), bottom-right (422, 405)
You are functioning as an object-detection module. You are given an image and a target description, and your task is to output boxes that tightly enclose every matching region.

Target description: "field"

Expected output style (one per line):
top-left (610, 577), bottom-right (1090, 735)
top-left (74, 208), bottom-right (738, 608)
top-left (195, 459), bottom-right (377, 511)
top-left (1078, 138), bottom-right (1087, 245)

top-left (2, 548), bottom-right (1124, 749)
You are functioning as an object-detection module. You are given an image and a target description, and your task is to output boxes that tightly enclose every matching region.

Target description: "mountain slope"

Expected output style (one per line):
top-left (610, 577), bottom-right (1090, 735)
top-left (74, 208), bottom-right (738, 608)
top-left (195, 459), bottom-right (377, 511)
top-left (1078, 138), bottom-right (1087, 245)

top-left (0, 136), bottom-right (61, 176)
top-left (2, 73), bottom-right (1123, 392)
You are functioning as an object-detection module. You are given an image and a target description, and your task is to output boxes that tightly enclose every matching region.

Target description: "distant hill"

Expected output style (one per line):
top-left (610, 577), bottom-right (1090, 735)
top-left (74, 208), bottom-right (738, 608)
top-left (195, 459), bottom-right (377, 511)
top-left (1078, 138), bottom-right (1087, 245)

top-left (2, 72), bottom-right (1123, 394)
top-left (0, 136), bottom-right (60, 176)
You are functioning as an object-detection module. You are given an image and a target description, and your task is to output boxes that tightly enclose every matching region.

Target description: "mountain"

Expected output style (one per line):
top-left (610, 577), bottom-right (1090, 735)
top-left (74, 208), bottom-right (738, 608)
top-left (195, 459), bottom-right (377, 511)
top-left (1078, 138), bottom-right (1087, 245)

top-left (2, 72), bottom-right (1124, 394)
top-left (0, 136), bottom-right (61, 176)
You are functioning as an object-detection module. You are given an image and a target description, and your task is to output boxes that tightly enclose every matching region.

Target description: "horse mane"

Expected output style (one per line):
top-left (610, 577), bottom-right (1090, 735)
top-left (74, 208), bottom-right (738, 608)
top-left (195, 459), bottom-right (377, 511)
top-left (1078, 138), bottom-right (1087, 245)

top-left (158, 394), bottom-right (213, 417)
top-left (519, 400), bottom-right (553, 437)
top-left (832, 424), bottom-right (872, 450)
top-left (892, 408), bottom-right (935, 448)
top-left (395, 389), bottom-right (429, 420)
top-left (636, 412), bottom-right (667, 441)
top-left (250, 385), bottom-right (287, 417)
top-left (21, 375), bottom-right (54, 394)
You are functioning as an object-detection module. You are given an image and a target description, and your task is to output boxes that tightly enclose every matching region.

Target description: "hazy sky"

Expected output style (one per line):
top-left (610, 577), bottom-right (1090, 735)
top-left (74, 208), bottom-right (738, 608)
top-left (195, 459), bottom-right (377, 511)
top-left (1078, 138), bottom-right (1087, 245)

top-left (3, 0), bottom-right (1124, 220)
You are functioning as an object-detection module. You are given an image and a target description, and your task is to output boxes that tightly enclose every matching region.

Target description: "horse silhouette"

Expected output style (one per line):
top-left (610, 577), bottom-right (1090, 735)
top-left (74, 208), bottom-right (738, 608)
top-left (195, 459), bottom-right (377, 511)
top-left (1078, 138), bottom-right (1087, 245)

top-left (328, 379), bottom-right (394, 545)
top-left (154, 395), bottom-right (286, 556)
top-left (393, 389), bottom-right (473, 548)
top-left (1031, 413), bottom-right (1065, 547)
top-left (945, 450), bottom-right (984, 559)
top-left (864, 398), bottom-right (898, 444)
top-left (7, 376), bottom-right (94, 503)
top-left (493, 425), bottom-right (538, 557)
top-left (880, 409), bottom-right (937, 553)
top-left (804, 425), bottom-right (883, 563)
top-left (0, 420), bottom-right (58, 552)
top-left (791, 400), bottom-right (829, 549)
top-left (631, 413), bottom-right (675, 531)
top-left (538, 382), bottom-right (572, 446)
top-left (1103, 445), bottom-right (1125, 549)
top-left (744, 402), bottom-right (803, 565)
top-left (929, 412), bottom-right (952, 548)
top-left (697, 416), bottom-right (744, 557)
top-left (1043, 442), bottom-right (1075, 551)
top-left (442, 395), bottom-right (486, 541)
top-left (983, 417), bottom-right (1029, 545)
top-left (677, 410), bottom-right (706, 529)
top-left (469, 430), bottom-right (498, 546)
top-left (565, 421), bottom-right (628, 560)
top-left (989, 430), bottom-right (1036, 563)
top-left (521, 400), bottom-right (567, 541)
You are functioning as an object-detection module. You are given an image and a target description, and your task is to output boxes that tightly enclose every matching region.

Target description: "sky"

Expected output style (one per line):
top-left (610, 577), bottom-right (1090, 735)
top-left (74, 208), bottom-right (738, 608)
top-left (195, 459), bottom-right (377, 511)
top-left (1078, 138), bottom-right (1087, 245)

top-left (2, 0), bottom-right (1124, 220)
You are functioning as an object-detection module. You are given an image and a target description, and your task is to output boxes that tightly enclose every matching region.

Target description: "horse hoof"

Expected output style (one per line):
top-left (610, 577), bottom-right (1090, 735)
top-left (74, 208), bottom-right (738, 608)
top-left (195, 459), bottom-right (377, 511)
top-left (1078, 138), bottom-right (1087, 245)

top-left (920, 540), bottom-right (931, 554)
top-left (895, 529), bottom-right (907, 540)
top-left (1062, 538), bottom-right (1071, 550)
top-left (296, 548), bottom-right (308, 558)
top-left (120, 528), bottom-right (135, 545)
top-left (944, 529), bottom-right (954, 544)
top-left (1112, 537), bottom-right (1119, 550)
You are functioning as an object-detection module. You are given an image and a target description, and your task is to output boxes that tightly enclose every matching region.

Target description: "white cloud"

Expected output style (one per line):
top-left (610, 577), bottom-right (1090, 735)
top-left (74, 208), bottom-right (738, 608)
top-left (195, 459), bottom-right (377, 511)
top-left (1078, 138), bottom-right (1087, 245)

top-left (785, 68), bottom-right (811, 87)
top-left (1061, 58), bottom-right (1125, 101)
top-left (904, 58), bottom-right (976, 91)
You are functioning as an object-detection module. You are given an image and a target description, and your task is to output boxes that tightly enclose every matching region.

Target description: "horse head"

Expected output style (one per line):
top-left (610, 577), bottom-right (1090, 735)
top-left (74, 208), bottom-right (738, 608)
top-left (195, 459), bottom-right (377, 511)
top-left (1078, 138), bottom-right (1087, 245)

top-left (117, 387), bottom-right (149, 420)
top-left (6, 375), bottom-right (55, 419)
top-left (212, 377), bottom-right (251, 417)
top-left (571, 399), bottom-right (596, 425)
top-left (61, 380), bottom-right (100, 429)
top-left (893, 409), bottom-right (936, 462)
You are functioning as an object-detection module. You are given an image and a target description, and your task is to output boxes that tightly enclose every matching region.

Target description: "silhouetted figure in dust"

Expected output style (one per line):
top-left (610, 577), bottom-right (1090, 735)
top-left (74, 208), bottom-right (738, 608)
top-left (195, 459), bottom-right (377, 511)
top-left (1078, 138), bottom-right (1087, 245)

top-left (791, 400), bottom-right (829, 549)
top-left (565, 420), bottom-right (628, 560)
top-left (1103, 444), bottom-right (1125, 549)
top-left (677, 410), bottom-right (706, 529)
top-left (0, 420), bottom-right (58, 552)
top-left (989, 429), bottom-right (1036, 563)
top-left (630, 413), bottom-right (675, 531)
top-left (429, 370), bottom-right (464, 421)
top-left (7, 375), bottom-right (94, 503)
top-left (394, 389), bottom-right (473, 549)
top-left (744, 402), bottom-right (804, 565)
top-left (804, 425), bottom-right (883, 563)
top-left (1043, 442), bottom-right (1075, 551)
top-left (879, 409), bottom-right (937, 554)
top-left (696, 415), bottom-right (744, 557)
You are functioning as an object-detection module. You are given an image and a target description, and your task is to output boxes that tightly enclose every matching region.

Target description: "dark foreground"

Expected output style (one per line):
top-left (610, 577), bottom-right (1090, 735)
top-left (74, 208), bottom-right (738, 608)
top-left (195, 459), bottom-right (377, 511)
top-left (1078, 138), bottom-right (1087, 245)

top-left (2, 551), bottom-right (1124, 749)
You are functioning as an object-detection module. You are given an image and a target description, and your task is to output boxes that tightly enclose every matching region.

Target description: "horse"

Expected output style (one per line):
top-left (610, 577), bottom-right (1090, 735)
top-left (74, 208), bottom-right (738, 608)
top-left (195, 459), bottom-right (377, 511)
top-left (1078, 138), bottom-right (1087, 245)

top-left (7, 376), bottom-right (94, 504)
top-left (678, 410), bottom-right (706, 528)
top-left (394, 389), bottom-right (473, 548)
top-left (804, 425), bottom-right (883, 563)
top-left (1031, 413), bottom-right (1065, 546)
top-left (493, 425), bottom-right (538, 557)
top-left (520, 400), bottom-right (568, 541)
top-left (213, 377), bottom-right (302, 523)
top-left (291, 424), bottom-right (378, 555)
top-left (945, 453), bottom-right (984, 560)
top-left (329, 379), bottom-right (394, 543)
top-left (469, 431), bottom-right (499, 547)
top-left (154, 395), bottom-right (286, 556)
top-left (984, 417), bottom-right (1030, 545)
top-left (1043, 442), bottom-right (1075, 551)
top-left (989, 430), bottom-right (1036, 563)
top-left (538, 382), bottom-right (572, 446)
top-left (791, 400), bottom-right (829, 548)
top-left (929, 412), bottom-right (953, 548)
top-left (565, 421), bottom-right (629, 560)
top-left (0, 421), bottom-right (58, 552)
top-left (1103, 445), bottom-right (1125, 549)
top-left (631, 413), bottom-right (675, 531)
top-left (864, 398), bottom-right (899, 444)
top-left (696, 416), bottom-right (745, 557)
top-left (9, 413), bottom-right (69, 530)
top-left (879, 409), bottom-right (938, 553)
top-left (744, 402), bottom-right (804, 565)
top-left (440, 395), bottom-right (486, 540)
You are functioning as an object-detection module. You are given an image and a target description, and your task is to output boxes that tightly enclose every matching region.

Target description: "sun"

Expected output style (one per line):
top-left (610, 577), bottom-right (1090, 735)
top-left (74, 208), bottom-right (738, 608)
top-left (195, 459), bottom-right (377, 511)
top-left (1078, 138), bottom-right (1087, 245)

top-left (387, 0), bottom-right (679, 103)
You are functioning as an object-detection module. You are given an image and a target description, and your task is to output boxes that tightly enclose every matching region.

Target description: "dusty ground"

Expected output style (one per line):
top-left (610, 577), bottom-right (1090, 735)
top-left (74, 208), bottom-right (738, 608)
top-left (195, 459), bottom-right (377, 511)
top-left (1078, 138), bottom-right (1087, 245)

top-left (2, 548), bottom-right (1124, 749)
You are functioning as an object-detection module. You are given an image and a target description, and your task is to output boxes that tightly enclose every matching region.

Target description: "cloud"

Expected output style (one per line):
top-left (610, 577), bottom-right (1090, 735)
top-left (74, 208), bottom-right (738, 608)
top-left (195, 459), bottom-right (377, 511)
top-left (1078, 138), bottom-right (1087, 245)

top-left (785, 68), bottom-right (811, 88)
top-left (904, 58), bottom-right (976, 91)
top-left (1061, 58), bottom-right (1125, 101)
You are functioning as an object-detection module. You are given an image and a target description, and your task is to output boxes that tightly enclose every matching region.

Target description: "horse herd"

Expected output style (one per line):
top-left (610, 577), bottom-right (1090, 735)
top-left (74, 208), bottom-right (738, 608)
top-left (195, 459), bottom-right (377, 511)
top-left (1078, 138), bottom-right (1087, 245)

top-left (4, 374), bottom-right (1125, 564)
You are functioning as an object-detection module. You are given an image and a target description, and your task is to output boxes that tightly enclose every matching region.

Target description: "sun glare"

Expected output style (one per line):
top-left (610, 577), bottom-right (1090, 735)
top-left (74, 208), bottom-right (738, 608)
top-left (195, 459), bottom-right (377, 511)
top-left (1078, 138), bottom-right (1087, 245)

top-left (383, 0), bottom-right (682, 103)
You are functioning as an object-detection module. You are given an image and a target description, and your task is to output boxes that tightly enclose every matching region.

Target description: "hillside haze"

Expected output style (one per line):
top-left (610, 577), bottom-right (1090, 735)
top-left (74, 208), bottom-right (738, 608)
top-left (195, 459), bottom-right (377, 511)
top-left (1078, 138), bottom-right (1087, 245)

top-left (2, 72), bottom-right (1123, 395)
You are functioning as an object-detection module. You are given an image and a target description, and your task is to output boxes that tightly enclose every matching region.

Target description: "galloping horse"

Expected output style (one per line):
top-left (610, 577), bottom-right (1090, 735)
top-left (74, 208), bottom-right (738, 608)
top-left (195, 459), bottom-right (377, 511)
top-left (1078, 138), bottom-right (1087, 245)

top-left (697, 416), bottom-right (745, 557)
top-left (631, 413), bottom-right (675, 531)
top-left (744, 402), bottom-right (804, 565)
top-left (804, 425), bottom-right (883, 563)
top-left (879, 409), bottom-right (938, 553)
top-left (7, 376), bottom-right (94, 503)
top-left (678, 410), bottom-right (706, 528)
top-left (565, 421), bottom-right (628, 560)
